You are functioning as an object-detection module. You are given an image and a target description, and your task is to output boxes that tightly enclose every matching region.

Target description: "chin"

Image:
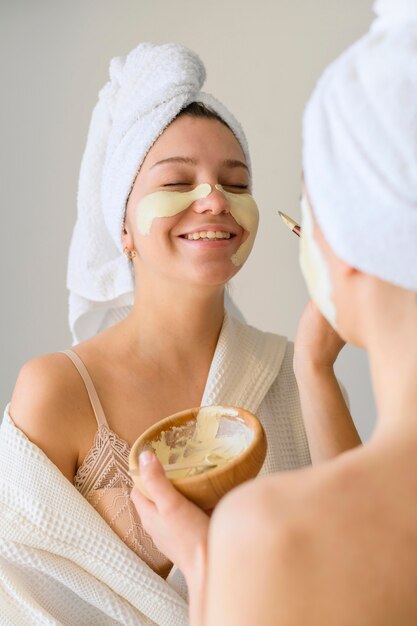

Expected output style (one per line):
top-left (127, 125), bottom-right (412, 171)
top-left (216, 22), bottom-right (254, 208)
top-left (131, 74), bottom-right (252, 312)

top-left (336, 319), bottom-right (364, 349)
top-left (188, 265), bottom-right (238, 288)
top-left (175, 255), bottom-right (236, 283)
top-left (192, 274), bottom-right (233, 288)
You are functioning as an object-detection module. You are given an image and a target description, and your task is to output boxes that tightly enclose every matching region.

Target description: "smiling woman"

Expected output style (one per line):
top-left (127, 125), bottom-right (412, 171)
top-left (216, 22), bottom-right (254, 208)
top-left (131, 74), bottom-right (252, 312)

top-left (0, 41), bottom-right (359, 624)
top-left (125, 113), bottom-right (259, 274)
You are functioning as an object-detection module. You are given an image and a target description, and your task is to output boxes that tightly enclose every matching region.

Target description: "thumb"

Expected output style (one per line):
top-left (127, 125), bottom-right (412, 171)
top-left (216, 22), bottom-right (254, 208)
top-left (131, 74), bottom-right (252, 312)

top-left (139, 451), bottom-right (180, 513)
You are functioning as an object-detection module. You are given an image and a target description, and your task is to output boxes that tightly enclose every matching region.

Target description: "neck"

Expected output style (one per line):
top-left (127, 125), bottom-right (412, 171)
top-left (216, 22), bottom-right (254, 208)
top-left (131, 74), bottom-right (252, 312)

top-left (120, 272), bottom-right (226, 365)
top-left (367, 302), bottom-right (417, 450)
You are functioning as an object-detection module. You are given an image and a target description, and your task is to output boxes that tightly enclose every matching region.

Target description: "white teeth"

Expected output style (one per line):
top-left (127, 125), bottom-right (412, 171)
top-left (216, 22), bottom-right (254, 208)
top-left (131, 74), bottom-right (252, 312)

top-left (185, 231), bottom-right (231, 240)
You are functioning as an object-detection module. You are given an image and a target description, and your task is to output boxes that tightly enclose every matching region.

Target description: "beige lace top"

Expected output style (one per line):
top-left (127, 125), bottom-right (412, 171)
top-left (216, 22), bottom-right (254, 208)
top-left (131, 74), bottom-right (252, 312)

top-left (62, 349), bottom-right (172, 579)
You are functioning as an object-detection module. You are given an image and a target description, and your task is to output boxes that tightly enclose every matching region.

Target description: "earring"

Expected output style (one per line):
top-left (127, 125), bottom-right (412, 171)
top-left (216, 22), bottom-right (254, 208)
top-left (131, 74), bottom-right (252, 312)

top-left (124, 247), bottom-right (137, 260)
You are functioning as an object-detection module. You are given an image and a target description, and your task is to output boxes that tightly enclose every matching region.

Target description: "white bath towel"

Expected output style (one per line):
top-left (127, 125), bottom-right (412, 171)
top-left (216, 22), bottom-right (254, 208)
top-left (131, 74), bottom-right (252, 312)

top-left (67, 43), bottom-right (251, 344)
top-left (303, 0), bottom-right (417, 291)
top-left (0, 410), bottom-right (188, 626)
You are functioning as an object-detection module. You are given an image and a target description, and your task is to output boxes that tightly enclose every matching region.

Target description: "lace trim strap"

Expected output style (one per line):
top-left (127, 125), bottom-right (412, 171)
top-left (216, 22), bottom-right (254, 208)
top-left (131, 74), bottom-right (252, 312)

top-left (61, 349), bottom-right (108, 427)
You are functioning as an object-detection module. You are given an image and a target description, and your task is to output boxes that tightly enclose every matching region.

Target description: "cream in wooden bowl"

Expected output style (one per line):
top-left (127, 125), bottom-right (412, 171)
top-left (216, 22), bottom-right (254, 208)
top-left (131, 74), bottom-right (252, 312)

top-left (129, 405), bottom-right (267, 510)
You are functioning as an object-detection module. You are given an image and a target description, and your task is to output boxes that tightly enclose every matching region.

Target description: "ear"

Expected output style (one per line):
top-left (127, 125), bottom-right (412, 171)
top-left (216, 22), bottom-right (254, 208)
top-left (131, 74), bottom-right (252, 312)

top-left (338, 258), bottom-right (359, 279)
top-left (121, 222), bottom-right (135, 251)
top-left (313, 218), bottom-right (357, 280)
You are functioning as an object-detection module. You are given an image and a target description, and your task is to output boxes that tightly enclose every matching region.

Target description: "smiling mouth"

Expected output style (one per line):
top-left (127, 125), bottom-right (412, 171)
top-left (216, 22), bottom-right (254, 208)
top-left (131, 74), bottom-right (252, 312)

top-left (180, 230), bottom-right (235, 241)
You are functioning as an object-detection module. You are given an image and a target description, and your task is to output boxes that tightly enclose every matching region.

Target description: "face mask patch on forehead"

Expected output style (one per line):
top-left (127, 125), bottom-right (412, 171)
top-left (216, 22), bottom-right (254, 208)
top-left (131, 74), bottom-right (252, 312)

top-left (299, 194), bottom-right (337, 329)
top-left (135, 182), bottom-right (259, 266)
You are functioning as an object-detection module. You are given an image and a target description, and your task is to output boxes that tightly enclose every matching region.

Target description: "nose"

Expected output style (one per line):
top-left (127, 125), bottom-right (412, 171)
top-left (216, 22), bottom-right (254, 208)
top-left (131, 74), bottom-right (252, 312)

top-left (193, 185), bottom-right (230, 215)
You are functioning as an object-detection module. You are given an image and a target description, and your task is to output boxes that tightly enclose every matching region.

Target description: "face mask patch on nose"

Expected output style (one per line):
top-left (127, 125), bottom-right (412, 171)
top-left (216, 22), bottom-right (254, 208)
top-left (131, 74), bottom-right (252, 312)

top-left (299, 194), bottom-right (337, 329)
top-left (214, 185), bottom-right (259, 266)
top-left (135, 183), bottom-right (212, 235)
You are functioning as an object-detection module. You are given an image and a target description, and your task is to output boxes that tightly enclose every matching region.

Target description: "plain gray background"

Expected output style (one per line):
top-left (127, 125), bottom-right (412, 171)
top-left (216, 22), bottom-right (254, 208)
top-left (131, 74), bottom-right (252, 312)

top-left (0, 0), bottom-right (376, 439)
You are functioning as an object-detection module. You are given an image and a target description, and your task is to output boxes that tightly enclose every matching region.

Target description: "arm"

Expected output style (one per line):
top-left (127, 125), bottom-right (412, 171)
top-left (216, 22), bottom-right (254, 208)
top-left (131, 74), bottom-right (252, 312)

top-left (294, 301), bottom-right (361, 463)
top-left (130, 452), bottom-right (209, 626)
top-left (205, 479), bottom-right (307, 626)
top-left (131, 455), bottom-right (285, 626)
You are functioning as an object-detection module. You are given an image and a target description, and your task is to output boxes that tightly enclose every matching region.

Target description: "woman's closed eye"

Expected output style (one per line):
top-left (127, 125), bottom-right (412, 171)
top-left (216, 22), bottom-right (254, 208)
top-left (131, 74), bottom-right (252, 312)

top-left (222, 184), bottom-right (249, 192)
top-left (160, 182), bottom-right (249, 192)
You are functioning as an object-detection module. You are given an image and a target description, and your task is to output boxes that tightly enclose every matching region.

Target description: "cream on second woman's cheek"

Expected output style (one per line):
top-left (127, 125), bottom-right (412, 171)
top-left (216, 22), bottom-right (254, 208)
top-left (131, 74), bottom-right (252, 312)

top-left (299, 194), bottom-right (338, 329)
top-left (134, 183), bottom-right (259, 266)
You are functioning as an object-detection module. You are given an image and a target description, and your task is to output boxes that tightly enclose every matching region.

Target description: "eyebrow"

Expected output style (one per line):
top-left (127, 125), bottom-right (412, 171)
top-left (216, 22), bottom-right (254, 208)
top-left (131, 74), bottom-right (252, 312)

top-left (150, 157), bottom-right (197, 168)
top-left (223, 159), bottom-right (249, 172)
top-left (150, 156), bottom-right (249, 171)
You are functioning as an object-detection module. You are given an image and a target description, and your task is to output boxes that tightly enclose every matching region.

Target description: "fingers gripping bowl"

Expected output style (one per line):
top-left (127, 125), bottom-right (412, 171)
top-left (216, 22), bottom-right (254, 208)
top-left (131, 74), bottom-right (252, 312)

top-left (129, 405), bottom-right (267, 509)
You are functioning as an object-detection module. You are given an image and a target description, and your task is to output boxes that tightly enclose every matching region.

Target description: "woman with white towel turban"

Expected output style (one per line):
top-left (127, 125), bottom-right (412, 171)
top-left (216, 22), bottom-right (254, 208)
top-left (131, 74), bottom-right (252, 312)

top-left (1, 42), bottom-right (358, 624)
top-left (131, 2), bottom-right (417, 624)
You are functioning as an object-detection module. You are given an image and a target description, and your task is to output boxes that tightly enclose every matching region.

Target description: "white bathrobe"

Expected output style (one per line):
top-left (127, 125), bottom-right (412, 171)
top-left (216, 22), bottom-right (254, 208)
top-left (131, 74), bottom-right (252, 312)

top-left (0, 314), bottom-right (310, 625)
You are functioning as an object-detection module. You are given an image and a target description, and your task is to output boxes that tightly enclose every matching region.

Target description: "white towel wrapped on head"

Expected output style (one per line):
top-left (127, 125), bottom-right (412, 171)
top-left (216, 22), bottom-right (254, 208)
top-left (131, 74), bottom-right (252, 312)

top-left (374, 0), bottom-right (417, 20)
top-left (302, 0), bottom-right (417, 292)
top-left (68, 43), bottom-right (251, 344)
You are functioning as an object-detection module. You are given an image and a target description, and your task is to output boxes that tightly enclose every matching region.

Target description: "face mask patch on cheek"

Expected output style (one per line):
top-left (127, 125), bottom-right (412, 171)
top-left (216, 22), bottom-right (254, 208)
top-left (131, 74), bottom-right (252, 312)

top-left (135, 183), bottom-right (212, 235)
top-left (299, 195), bottom-right (337, 329)
top-left (215, 185), bottom-right (259, 266)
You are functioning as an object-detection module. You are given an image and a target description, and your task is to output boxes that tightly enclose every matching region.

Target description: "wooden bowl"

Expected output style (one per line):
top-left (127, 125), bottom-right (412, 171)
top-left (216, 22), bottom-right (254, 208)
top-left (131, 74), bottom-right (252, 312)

top-left (129, 405), bottom-right (267, 510)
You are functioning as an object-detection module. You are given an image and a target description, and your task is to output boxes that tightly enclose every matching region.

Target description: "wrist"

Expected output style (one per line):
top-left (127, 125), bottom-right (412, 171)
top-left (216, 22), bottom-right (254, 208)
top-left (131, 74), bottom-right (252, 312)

top-left (293, 355), bottom-right (335, 382)
top-left (183, 536), bottom-right (207, 589)
top-left (184, 540), bottom-right (207, 626)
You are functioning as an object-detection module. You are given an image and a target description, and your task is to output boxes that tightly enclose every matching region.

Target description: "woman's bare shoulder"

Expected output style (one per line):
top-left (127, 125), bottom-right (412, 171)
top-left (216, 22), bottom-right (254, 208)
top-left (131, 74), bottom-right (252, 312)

top-left (211, 458), bottom-right (361, 544)
top-left (206, 470), bottom-right (320, 625)
top-left (211, 467), bottom-right (315, 541)
top-left (9, 352), bottom-right (94, 481)
top-left (206, 455), bottom-right (385, 626)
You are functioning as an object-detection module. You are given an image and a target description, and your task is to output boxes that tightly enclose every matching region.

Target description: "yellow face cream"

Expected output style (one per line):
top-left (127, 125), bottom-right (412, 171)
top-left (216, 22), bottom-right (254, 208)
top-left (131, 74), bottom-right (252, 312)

top-left (150, 405), bottom-right (251, 480)
top-left (299, 194), bottom-right (337, 329)
top-left (135, 183), bottom-right (212, 235)
top-left (134, 183), bottom-right (259, 266)
top-left (214, 184), bottom-right (259, 266)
